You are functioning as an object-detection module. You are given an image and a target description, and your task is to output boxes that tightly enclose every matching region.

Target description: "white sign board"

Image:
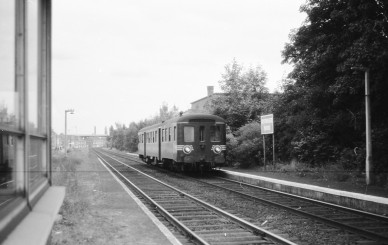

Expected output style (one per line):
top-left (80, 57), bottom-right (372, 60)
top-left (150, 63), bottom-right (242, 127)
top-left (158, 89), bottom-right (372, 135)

top-left (261, 114), bottom-right (274, 134)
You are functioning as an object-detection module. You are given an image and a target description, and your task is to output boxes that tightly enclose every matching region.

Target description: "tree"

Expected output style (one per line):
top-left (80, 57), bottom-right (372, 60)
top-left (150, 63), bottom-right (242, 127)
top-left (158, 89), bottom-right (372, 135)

top-left (124, 122), bottom-right (140, 152)
top-left (210, 59), bottom-right (270, 131)
top-left (108, 103), bottom-right (180, 152)
top-left (280, 0), bottom-right (388, 177)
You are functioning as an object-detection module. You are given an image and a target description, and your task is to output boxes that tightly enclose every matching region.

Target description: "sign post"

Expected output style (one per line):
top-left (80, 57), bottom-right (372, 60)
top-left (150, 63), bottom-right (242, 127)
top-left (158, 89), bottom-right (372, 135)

top-left (261, 114), bottom-right (275, 170)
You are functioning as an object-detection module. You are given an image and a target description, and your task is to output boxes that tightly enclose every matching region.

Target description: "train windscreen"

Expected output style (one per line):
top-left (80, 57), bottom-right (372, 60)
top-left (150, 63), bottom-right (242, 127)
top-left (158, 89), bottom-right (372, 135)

top-left (210, 125), bottom-right (221, 142)
top-left (184, 126), bottom-right (194, 142)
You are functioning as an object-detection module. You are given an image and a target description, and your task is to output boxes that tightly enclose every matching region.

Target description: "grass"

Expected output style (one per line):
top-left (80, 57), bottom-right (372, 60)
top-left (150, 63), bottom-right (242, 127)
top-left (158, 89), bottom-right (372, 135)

top-left (275, 159), bottom-right (358, 182)
top-left (50, 150), bottom-right (90, 243)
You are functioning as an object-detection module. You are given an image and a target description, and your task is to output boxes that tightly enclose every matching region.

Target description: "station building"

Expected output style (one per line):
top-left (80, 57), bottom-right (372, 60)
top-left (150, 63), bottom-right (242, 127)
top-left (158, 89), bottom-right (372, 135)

top-left (189, 86), bottom-right (225, 113)
top-left (0, 1), bottom-right (65, 244)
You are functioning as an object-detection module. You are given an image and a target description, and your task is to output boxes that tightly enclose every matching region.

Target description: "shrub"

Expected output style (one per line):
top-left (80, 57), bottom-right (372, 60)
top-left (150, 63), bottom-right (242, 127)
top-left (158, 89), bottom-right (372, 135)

top-left (227, 122), bottom-right (263, 168)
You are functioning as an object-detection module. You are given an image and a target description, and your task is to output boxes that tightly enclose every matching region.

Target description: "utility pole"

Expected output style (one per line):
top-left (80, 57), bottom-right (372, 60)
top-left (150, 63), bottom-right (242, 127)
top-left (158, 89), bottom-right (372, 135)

top-left (364, 69), bottom-right (373, 185)
top-left (352, 67), bottom-right (373, 185)
top-left (65, 109), bottom-right (74, 155)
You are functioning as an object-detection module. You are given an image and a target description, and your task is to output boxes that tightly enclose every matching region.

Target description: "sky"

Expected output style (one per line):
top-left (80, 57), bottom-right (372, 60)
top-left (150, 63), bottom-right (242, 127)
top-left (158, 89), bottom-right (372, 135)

top-left (52, 0), bottom-right (307, 135)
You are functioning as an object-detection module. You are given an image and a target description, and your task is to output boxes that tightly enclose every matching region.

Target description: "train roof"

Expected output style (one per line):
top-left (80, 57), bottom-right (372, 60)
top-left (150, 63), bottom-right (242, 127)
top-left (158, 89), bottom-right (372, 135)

top-left (138, 113), bottom-right (225, 133)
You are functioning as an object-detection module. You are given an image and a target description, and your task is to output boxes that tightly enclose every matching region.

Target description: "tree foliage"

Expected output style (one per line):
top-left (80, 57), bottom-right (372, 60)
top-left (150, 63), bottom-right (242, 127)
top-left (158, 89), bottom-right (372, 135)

top-left (210, 59), bottom-right (270, 131)
top-left (279, 0), bottom-right (388, 176)
top-left (108, 103), bottom-right (179, 152)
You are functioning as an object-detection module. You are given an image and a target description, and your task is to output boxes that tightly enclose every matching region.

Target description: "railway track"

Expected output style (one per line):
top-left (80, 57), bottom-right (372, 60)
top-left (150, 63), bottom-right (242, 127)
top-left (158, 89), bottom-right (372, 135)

top-left (94, 149), bottom-right (296, 245)
top-left (194, 176), bottom-right (388, 244)
top-left (98, 148), bottom-right (388, 244)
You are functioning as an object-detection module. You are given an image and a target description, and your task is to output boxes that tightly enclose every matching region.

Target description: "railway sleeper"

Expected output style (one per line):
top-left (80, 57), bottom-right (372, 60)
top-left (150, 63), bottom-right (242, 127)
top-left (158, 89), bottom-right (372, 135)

top-left (205, 235), bottom-right (269, 242)
top-left (209, 239), bottom-right (271, 245)
top-left (176, 215), bottom-right (219, 220)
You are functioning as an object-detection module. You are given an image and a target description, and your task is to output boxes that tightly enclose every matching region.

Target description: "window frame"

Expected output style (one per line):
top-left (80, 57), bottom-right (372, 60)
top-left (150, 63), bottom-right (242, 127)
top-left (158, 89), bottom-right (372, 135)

top-left (0, 0), bottom-right (52, 239)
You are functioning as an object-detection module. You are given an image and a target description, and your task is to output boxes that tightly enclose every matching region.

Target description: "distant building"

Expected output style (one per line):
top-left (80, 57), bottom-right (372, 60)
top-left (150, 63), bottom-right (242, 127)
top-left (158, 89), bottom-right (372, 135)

top-left (51, 131), bottom-right (64, 150)
top-left (189, 86), bottom-right (225, 114)
top-left (69, 134), bottom-right (108, 148)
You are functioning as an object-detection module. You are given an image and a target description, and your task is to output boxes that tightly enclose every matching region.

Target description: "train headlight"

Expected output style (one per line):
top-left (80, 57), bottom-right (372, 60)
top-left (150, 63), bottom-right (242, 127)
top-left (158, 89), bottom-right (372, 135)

top-left (212, 145), bottom-right (222, 154)
top-left (183, 145), bottom-right (193, 154)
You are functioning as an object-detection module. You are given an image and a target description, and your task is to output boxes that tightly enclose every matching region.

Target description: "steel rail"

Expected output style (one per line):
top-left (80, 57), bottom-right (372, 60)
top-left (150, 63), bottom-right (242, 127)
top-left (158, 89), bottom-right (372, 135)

top-left (94, 149), bottom-right (297, 245)
top-left (197, 177), bottom-right (388, 244)
top-left (98, 149), bottom-right (388, 243)
top-left (94, 150), bottom-right (209, 245)
top-left (217, 176), bottom-right (388, 222)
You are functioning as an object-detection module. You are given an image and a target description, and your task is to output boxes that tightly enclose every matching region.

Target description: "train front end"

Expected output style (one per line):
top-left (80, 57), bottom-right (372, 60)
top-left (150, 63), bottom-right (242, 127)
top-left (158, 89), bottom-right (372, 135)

top-left (175, 114), bottom-right (226, 171)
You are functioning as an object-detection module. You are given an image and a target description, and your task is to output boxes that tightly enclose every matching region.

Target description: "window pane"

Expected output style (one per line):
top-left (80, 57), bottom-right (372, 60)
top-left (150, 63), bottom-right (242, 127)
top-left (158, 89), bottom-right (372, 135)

top-left (29, 138), bottom-right (46, 187)
top-left (199, 126), bottom-right (205, 142)
top-left (210, 125), bottom-right (221, 142)
top-left (0, 1), bottom-right (18, 129)
top-left (28, 0), bottom-right (45, 134)
top-left (184, 126), bottom-right (194, 142)
top-left (0, 133), bottom-right (17, 208)
top-left (168, 128), bottom-right (171, 141)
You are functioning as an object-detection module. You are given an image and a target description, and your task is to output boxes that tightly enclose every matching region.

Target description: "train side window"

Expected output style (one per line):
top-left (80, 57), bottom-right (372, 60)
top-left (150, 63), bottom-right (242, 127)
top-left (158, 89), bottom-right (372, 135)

top-left (183, 126), bottom-right (194, 142)
top-left (155, 131), bottom-right (158, 142)
top-left (174, 126), bottom-right (176, 141)
top-left (153, 132), bottom-right (155, 143)
top-left (168, 127), bottom-right (171, 141)
top-left (161, 129), bottom-right (164, 142)
top-left (165, 128), bottom-right (167, 142)
top-left (199, 126), bottom-right (205, 142)
top-left (210, 125), bottom-right (221, 142)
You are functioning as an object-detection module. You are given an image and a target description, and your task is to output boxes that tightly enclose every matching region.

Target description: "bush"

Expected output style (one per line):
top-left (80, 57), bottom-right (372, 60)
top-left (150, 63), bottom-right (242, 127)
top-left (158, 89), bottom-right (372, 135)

top-left (226, 122), bottom-right (263, 168)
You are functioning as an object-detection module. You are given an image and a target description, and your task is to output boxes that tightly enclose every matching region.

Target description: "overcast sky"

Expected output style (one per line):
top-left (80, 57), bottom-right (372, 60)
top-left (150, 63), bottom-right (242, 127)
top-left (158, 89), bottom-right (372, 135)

top-left (52, 0), bottom-right (306, 135)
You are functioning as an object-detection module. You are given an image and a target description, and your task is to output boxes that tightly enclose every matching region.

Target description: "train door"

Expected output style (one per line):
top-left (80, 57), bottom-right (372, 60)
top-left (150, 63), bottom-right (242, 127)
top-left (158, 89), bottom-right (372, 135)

top-left (158, 128), bottom-right (161, 161)
top-left (143, 132), bottom-right (146, 157)
top-left (199, 124), bottom-right (211, 157)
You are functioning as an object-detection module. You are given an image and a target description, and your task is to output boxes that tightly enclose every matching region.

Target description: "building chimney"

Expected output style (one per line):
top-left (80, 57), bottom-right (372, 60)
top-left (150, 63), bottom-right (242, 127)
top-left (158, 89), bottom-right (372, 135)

top-left (207, 86), bottom-right (214, 96)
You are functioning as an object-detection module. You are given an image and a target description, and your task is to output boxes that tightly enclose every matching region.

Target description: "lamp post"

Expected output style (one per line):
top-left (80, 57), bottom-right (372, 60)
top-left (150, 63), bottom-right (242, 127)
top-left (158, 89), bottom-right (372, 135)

top-left (65, 109), bottom-right (74, 155)
top-left (352, 67), bottom-right (373, 185)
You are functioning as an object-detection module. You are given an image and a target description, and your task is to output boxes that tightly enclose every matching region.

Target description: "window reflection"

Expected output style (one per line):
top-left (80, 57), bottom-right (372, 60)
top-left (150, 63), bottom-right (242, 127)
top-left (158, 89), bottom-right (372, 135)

top-left (28, 0), bottom-right (44, 134)
top-left (0, 133), bottom-right (16, 208)
top-left (29, 138), bottom-right (46, 187)
top-left (0, 1), bottom-right (18, 130)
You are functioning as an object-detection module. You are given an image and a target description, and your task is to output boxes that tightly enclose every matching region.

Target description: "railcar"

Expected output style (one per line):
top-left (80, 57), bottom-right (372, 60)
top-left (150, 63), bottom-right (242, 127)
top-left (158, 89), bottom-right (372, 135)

top-left (138, 113), bottom-right (226, 171)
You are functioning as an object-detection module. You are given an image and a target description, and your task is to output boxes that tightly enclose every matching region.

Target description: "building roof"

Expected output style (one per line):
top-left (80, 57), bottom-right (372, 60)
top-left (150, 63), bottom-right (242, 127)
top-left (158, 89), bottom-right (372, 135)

top-left (190, 93), bottom-right (224, 104)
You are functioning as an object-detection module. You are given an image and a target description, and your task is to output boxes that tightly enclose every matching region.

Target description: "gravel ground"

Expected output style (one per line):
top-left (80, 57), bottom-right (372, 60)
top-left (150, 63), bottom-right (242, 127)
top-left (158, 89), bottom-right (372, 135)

top-left (49, 150), bottom-right (382, 245)
top-left (50, 150), bottom-right (174, 245)
top-left (129, 163), bottom-right (366, 245)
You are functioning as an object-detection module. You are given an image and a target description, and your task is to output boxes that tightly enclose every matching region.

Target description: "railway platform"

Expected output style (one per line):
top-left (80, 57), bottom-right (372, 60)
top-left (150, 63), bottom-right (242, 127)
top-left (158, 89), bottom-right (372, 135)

top-left (219, 169), bottom-right (388, 216)
top-left (51, 151), bottom-right (182, 245)
top-left (93, 157), bottom-right (182, 245)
